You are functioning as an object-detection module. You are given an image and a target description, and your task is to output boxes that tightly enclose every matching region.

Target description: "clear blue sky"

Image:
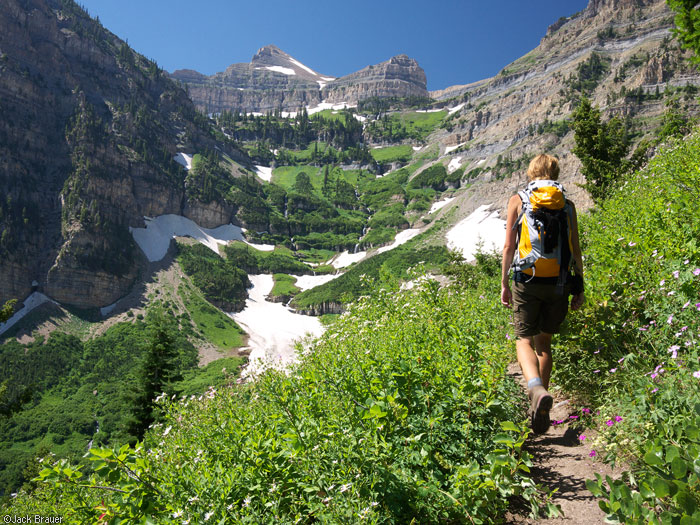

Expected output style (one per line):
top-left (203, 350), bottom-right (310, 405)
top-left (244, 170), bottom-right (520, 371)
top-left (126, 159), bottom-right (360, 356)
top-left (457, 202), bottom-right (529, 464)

top-left (78, 0), bottom-right (590, 91)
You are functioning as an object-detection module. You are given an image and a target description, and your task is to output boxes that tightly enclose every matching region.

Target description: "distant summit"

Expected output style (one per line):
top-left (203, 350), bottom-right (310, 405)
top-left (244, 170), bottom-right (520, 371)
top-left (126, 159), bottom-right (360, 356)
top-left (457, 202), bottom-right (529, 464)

top-left (171, 46), bottom-right (428, 114)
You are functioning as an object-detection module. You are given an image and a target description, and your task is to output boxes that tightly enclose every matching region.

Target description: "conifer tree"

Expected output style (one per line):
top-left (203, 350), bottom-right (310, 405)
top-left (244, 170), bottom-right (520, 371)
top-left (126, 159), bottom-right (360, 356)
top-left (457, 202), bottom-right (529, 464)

top-left (667, 0), bottom-right (700, 63)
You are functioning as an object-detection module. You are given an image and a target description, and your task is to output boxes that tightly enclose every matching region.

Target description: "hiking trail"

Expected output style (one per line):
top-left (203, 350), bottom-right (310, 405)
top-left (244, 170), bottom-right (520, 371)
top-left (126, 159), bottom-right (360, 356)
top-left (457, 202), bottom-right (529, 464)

top-left (505, 363), bottom-right (617, 524)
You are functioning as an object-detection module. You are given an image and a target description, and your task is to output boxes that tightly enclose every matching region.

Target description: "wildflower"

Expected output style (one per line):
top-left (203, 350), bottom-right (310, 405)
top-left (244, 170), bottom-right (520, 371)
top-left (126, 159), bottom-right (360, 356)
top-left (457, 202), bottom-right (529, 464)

top-left (629, 242), bottom-right (636, 247)
top-left (570, 415), bottom-right (579, 420)
top-left (593, 370), bottom-right (600, 373)
top-left (204, 511), bottom-right (214, 521)
top-left (593, 350), bottom-right (600, 354)
top-left (615, 416), bottom-right (623, 422)
top-left (696, 303), bottom-right (700, 311)
top-left (660, 279), bottom-right (666, 287)
top-left (694, 268), bottom-right (700, 276)
top-left (618, 357), bottom-right (625, 363)
top-left (667, 291), bottom-right (675, 296)
top-left (582, 408), bottom-right (591, 414)
top-left (667, 314), bottom-right (674, 325)
top-left (684, 259), bottom-right (689, 264)
top-left (609, 368), bottom-right (617, 373)
top-left (606, 420), bottom-right (615, 426)
top-left (589, 450), bottom-right (597, 457)
top-left (579, 434), bottom-right (586, 441)
top-left (694, 371), bottom-right (700, 379)
top-left (668, 345), bottom-right (680, 359)
top-left (163, 425), bottom-right (172, 436)
top-left (683, 301), bottom-right (691, 309)
top-left (617, 237), bottom-right (624, 241)
top-left (243, 496), bottom-right (252, 508)
top-left (173, 511), bottom-right (183, 519)
top-left (673, 270), bottom-right (680, 279)
top-left (339, 483), bottom-right (352, 493)
top-left (652, 388), bottom-right (659, 393)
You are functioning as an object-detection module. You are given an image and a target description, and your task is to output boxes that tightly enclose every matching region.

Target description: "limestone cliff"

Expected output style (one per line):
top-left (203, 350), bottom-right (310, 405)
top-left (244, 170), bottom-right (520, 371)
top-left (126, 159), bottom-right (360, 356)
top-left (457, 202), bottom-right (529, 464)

top-left (171, 48), bottom-right (428, 114)
top-left (0, 0), bottom-right (248, 309)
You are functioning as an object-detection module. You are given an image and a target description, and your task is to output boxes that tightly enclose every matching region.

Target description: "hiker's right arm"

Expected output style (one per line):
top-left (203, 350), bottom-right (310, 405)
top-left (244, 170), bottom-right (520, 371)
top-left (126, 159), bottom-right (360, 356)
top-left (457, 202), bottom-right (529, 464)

top-left (501, 195), bottom-right (521, 308)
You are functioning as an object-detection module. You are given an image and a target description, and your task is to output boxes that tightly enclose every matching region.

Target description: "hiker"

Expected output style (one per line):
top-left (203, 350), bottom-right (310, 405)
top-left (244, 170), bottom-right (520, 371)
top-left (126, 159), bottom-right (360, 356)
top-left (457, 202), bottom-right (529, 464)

top-left (500, 154), bottom-right (584, 434)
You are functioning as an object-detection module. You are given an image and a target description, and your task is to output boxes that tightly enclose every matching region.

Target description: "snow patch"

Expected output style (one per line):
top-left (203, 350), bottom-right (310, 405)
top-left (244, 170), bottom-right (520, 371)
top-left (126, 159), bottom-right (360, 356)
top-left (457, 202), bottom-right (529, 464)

top-left (255, 165), bottom-right (273, 182)
top-left (294, 274), bottom-right (339, 291)
top-left (307, 101), bottom-right (356, 115)
top-left (448, 103), bottom-right (465, 114)
top-left (353, 114), bottom-right (366, 123)
top-left (446, 205), bottom-right (506, 262)
top-left (317, 81), bottom-right (327, 90)
top-left (377, 228), bottom-right (421, 254)
top-left (445, 143), bottom-right (465, 154)
top-left (320, 76), bottom-right (335, 81)
top-left (289, 57), bottom-right (319, 77)
top-left (281, 111), bottom-right (298, 118)
top-left (332, 251), bottom-right (366, 268)
top-left (100, 301), bottom-right (118, 317)
top-left (232, 274), bottom-right (323, 378)
top-left (248, 243), bottom-right (275, 252)
top-left (416, 108), bottom-right (443, 113)
top-left (130, 215), bottom-right (246, 262)
top-left (173, 153), bottom-right (193, 171)
top-left (0, 292), bottom-right (57, 337)
top-left (477, 159), bottom-right (487, 166)
top-left (412, 146), bottom-right (422, 152)
top-left (265, 65), bottom-right (296, 75)
top-left (429, 197), bottom-right (454, 215)
top-left (448, 156), bottom-right (463, 174)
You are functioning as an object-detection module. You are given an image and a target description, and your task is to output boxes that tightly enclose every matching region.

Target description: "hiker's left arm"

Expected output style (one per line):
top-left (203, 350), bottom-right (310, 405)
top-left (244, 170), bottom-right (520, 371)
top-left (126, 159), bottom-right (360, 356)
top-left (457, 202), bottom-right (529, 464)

top-left (570, 202), bottom-right (585, 311)
top-left (570, 202), bottom-right (583, 276)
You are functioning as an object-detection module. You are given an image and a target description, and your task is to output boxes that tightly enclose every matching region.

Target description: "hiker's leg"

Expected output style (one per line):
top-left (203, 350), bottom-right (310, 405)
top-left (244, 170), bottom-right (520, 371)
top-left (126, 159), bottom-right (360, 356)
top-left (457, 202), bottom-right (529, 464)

top-left (516, 336), bottom-right (541, 383)
top-left (534, 332), bottom-right (553, 390)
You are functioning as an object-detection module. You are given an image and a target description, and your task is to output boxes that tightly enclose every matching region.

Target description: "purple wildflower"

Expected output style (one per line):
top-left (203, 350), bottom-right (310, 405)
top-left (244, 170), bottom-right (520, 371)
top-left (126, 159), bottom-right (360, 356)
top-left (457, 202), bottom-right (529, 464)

top-left (673, 270), bottom-right (680, 279)
top-left (579, 434), bottom-right (587, 441)
top-left (570, 415), bottom-right (579, 420)
top-left (589, 450), bottom-right (597, 457)
top-left (610, 368), bottom-right (617, 373)
top-left (606, 420), bottom-right (614, 426)
top-left (694, 268), bottom-right (700, 276)
top-left (615, 416), bottom-right (623, 422)
top-left (694, 371), bottom-right (700, 379)
top-left (593, 370), bottom-right (600, 373)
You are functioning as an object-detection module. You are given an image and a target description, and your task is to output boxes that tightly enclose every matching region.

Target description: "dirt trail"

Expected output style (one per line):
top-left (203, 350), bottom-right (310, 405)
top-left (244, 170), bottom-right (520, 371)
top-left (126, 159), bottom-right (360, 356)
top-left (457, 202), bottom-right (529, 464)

top-left (506, 363), bottom-right (616, 524)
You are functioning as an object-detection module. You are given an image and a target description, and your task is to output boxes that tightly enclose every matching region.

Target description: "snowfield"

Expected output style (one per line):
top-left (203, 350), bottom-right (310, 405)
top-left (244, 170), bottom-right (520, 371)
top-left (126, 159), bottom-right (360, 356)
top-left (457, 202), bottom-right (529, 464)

top-left (265, 65), bottom-right (295, 75)
top-left (377, 228), bottom-right (421, 254)
top-left (448, 103), bottom-right (465, 114)
top-left (255, 165), bottom-right (273, 182)
top-left (429, 197), bottom-right (454, 215)
top-left (0, 292), bottom-right (57, 337)
top-left (446, 205), bottom-right (506, 261)
top-left (294, 273), bottom-right (339, 291)
top-left (332, 250), bottom-right (367, 269)
top-left (445, 143), bottom-right (466, 154)
top-left (232, 274), bottom-right (323, 377)
top-left (448, 156), bottom-right (463, 173)
top-left (130, 215), bottom-right (247, 262)
top-left (173, 153), bottom-right (193, 171)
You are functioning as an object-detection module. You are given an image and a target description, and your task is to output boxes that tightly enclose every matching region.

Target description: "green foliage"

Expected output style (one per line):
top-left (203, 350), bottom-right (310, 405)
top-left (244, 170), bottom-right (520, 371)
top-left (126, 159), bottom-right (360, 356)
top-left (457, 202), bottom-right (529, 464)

top-left (365, 111), bottom-right (447, 143)
top-left (572, 97), bottom-right (630, 202)
top-left (292, 242), bottom-right (451, 310)
top-left (408, 163), bottom-right (461, 191)
top-left (176, 357), bottom-right (246, 397)
top-left (269, 273), bottom-right (301, 301)
top-left (667, 0), bottom-right (700, 65)
top-left (370, 144), bottom-right (414, 163)
top-left (177, 243), bottom-right (250, 310)
top-left (561, 52), bottom-right (611, 103)
top-left (553, 131), bottom-right (700, 523)
top-left (0, 319), bottom-right (199, 495)
top-left (20, 272), bottom-right (560, 522)
top-left (223, 242), bottom-right (312, 275)
top-left (0, 299), bottom-right (16, 323)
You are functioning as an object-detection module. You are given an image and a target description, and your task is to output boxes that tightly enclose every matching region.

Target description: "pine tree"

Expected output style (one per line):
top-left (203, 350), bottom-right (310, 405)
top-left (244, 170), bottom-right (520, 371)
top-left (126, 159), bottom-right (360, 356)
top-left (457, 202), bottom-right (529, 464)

top-left (127, 310), bottom-right (183, 440)
top-left (572, 97), bottom-right (630, 203)
top-left (667, 0), bottom-right (700, 64)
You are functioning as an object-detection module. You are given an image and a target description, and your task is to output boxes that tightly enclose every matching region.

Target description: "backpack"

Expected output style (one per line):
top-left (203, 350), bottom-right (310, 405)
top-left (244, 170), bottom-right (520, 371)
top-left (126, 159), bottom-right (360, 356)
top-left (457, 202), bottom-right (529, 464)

top-left (511, 179), bottom-right (574, 291)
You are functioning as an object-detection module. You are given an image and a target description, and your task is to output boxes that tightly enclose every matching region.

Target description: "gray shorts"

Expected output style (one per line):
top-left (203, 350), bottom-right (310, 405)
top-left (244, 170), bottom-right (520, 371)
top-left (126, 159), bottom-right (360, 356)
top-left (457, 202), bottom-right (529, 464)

top-left (512, 281), bottom-right (570, 338)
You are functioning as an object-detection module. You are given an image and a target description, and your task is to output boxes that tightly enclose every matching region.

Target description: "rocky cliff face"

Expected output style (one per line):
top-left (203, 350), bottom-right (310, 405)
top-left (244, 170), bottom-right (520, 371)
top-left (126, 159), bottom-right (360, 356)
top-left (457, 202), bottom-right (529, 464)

top-left (171, 45), bottom-right (327, 114)
top-left (322, 55), bottom-right (428, 104)
top-left (171, 47), bottom-right (428, 114)
top-left (0, 0), bottom-right (247, 309)
top-left (426, 0), bottom-right (699, 215)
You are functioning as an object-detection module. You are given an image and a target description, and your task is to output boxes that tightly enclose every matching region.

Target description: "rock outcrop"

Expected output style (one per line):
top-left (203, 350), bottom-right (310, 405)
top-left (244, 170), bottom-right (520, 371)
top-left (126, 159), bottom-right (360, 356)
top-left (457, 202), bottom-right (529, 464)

top-left (0, 0), bottom-right (247, 309)
top-left (171, 48), bottom-right (428, 114)
top-left (322, 55), bottom-right (428, 104)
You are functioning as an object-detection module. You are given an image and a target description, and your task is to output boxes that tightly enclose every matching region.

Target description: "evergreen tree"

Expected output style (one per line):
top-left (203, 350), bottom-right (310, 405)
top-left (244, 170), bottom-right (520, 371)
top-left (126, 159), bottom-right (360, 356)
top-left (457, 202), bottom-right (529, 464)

top-left (572, 97), bottom-right (629, 202)
top-left (667, 0), bottom-right (700, 64)
top-left (0, 299), bottom-right (16, 323)
top-left (127, 310), bottom-right (183, 440)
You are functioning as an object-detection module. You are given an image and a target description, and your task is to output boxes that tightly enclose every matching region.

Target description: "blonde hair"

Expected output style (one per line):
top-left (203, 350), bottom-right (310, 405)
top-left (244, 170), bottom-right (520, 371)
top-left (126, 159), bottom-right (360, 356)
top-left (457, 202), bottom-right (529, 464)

top-left (527, 154), bottom-right (560, 181)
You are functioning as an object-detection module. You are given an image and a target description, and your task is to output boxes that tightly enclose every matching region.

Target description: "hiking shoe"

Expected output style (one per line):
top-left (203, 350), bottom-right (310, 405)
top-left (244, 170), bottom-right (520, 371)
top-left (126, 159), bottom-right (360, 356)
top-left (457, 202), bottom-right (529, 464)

top-left (529, 385), bottom-right (553, 435)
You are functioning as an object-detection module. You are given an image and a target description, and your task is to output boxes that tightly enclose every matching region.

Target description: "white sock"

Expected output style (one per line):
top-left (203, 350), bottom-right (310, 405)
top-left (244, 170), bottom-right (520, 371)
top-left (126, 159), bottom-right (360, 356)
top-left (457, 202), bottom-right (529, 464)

top-left (527, 377), bottom-right (543, 389)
